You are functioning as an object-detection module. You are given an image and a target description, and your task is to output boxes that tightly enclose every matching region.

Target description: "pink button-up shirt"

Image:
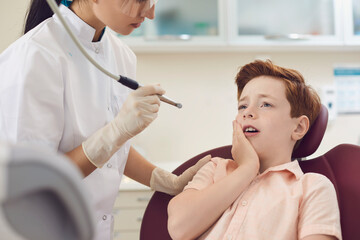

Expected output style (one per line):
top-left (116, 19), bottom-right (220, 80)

top-left (184, 158), bottom-right (342, 240)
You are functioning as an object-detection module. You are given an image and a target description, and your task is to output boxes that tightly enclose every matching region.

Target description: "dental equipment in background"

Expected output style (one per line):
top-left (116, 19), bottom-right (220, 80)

top-left (45, 0), bottom-right (182, 109)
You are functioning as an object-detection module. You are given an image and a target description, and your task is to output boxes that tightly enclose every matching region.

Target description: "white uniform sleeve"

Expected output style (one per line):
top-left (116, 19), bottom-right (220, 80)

top-left (0, 41), bottom-right (64, 150)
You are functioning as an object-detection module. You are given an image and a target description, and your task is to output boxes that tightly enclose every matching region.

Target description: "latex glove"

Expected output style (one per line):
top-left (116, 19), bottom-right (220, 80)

top-left (150, 155), bottom-right (212, 195)
top-left (82, 85), bottom-right (165, 168)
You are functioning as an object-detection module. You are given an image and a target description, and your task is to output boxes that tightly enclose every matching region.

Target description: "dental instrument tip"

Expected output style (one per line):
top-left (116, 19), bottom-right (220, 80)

top-left (176, 103), bottom-right (182, 109)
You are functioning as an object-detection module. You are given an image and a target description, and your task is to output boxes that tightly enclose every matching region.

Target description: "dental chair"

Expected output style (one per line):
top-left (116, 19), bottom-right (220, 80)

top-left (0, 142), bottom-right (94, 240)
top-left (140, 105), bottom-right (360, 240)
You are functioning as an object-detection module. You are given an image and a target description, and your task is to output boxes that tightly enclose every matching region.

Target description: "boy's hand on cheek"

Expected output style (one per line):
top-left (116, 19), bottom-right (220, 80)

top-left (231, 120), bottom-right (260, 172)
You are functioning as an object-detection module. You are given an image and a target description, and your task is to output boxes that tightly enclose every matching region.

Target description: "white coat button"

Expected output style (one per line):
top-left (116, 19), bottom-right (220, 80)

top-left (95, 48), bottom-right (100, 54)
top-left (102, 215), bottom-right (107, 220)
top-left (241, 200), bottom-right (248, 206)
top-left (107, 163), bottom-right (112, 168)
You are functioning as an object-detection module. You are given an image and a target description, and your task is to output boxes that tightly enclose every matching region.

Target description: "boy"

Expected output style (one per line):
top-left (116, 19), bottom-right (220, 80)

top-left (167, 60), bottom-right (342, 240)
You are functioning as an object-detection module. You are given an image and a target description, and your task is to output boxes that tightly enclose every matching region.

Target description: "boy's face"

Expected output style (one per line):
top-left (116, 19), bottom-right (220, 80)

top-left (236, 76), bottom-right (302, 160)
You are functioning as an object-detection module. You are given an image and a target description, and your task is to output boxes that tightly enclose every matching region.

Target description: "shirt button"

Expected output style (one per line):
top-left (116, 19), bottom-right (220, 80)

top-left (102, 215), bottom-right (107, 221)
top-left (107, 163), bottom-right (112, 168)
top-left (241, 200), bottom-right (248, 206)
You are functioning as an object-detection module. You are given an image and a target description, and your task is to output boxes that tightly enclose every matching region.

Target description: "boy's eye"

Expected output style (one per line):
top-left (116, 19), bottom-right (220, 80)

top-left (261, 102), bottom-right (272, 108)
top-left (238, 104), bottom-right (247, 110)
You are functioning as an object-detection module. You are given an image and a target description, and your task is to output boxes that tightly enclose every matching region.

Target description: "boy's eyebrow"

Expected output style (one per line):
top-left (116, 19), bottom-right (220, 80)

top-left (238, 96), bottom-right (248, 102)
top-left (239, 93), bottom-right (277, 102)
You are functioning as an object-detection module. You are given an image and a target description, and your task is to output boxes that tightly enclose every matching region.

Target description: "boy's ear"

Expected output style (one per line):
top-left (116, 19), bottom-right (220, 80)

top-left (292, 115), bottom-right (310, 141)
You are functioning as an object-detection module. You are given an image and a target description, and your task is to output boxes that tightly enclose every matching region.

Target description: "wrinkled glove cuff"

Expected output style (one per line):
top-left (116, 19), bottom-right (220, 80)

top-left (150, 168), bottom-right (182, 196)
top-left (82, 120), bottom-right (130, 168)
top-left (150, 155), bottom-right (212, 195)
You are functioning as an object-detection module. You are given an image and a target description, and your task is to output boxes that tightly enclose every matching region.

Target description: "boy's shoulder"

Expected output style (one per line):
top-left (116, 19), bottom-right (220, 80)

top-left (209, 157), bottom-right (237, 169)
top-left (210, 157), bottom-right (233, 164)
top-left (301, 172), bottom-right (333, 182)
top-left (206, 157), bottom-right (238, 178)
top-left (298, 172), bottom-right (336, 193)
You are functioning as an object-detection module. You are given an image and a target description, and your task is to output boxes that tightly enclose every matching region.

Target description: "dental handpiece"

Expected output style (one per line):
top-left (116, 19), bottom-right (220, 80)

top-left (45, 0), bottom-right (182, 109)
top-left (118, 76), bottom-right (182, 108)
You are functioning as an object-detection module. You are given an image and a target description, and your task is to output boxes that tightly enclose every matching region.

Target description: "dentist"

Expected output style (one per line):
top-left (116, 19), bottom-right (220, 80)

top-left (0, 0), bottom-right (209, 239)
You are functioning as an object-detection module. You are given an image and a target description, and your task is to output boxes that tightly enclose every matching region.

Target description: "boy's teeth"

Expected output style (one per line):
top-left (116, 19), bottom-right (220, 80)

top-left (245, 127), bottom-right (256, 132)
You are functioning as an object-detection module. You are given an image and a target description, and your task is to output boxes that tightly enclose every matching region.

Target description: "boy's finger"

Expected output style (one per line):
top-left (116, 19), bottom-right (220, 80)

top-left (233, 120), bottom-right (245, 140)
top-left (232, 121), bottom-right (239, 140)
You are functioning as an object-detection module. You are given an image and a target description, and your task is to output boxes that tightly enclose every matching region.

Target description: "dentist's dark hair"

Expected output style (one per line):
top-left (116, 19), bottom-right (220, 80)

top-left (24, 0), bottom-right (62, 34)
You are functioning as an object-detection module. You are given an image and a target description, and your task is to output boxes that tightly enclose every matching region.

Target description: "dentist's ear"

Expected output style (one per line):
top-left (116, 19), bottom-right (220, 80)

top-left (292, 115), bottom-right (310, 141)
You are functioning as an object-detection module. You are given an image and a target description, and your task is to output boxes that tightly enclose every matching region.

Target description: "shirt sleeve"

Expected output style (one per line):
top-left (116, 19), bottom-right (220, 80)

top-left (183, 160), bottom-right (217, 191)
top-left (298, 173), bottom-right (342, 240)
top-left (2, 41), bottom-right (64, 150)
top-left (183, 158), bottom-right (231, 191)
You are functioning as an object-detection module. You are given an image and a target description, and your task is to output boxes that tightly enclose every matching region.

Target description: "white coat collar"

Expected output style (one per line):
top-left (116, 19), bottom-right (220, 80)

top-left (53, 4), bottom-right (98, 43)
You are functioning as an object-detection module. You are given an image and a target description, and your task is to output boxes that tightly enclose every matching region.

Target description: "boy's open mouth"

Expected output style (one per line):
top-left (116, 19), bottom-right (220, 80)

top-left (243, 125), bottom-right (260, 137)
top-left (243, 126), bottom-right (259, 133)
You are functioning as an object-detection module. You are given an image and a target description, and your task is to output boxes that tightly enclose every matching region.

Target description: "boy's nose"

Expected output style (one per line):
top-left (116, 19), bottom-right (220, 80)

top-left (235, 110), bottom-right (254, 123)
top-left (243, 113), bottom-right (254, 118)
top-left (242, 107), bottom-right (256, 119)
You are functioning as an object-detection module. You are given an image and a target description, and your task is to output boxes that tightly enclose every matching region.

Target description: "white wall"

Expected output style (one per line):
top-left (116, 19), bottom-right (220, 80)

top-left (2, 2), bottom-right (360, 166)
top-left (0, 0), bottom-right (29, 53)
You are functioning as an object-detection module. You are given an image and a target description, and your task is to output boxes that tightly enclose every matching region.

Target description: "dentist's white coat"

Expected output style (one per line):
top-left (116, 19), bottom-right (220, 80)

top-left (0, 5), bottom-right (135, 240)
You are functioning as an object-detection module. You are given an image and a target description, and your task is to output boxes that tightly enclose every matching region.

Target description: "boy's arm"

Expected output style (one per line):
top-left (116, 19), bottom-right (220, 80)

top-left (302, 235), bottom-right (338, 240)
top-left (298, 175), bottom-right (342, 240)
top-left (167, 120), bottom-right (259, 240)
top-left (168, 162), bottom-right (258, 240)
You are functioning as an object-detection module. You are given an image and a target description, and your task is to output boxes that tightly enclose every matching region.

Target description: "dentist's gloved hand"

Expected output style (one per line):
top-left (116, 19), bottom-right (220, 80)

top-left (82, 85), bottom-right (165, 168)
top-left (150, 155), bottom-right (212, 195)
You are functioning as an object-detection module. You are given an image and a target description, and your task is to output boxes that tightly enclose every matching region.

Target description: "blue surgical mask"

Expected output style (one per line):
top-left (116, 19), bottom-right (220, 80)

top-left (61, 0), bottom-right (72, 7)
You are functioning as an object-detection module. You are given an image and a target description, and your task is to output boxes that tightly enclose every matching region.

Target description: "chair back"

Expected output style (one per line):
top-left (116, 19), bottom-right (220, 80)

top-left (292, 104), bottom-right (328, 159)
top-left (298, 144), bottom-right (360, 240)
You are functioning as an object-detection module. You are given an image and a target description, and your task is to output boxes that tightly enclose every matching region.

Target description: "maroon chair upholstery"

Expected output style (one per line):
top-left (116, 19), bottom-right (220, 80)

top-left (298, 144), bottom-right (360, 240)
top-left (140, 105), bottom-right (359, 240)
top-left (292, 104), bottom-right (329, 159)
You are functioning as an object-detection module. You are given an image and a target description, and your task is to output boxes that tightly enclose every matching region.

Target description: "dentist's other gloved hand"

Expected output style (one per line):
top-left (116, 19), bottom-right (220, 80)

top-left (150, 155), bottom-right (212, 195)
top-left (82, 85), bottom-right (165, 168)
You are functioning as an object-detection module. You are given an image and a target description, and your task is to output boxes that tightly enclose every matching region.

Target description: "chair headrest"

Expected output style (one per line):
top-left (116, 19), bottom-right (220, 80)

top-left (291, 104), bottom-right (328, 159)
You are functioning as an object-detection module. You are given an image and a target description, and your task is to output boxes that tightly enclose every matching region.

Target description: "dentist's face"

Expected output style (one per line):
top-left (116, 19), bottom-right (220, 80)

top-left (93, 0), bottom-right (155, 35)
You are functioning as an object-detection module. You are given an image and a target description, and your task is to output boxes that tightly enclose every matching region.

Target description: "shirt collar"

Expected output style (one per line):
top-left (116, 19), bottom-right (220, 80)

top-left (259, 160), bottom-right (303, 180)
top-left (53, 4), bottom-right (98, 43)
